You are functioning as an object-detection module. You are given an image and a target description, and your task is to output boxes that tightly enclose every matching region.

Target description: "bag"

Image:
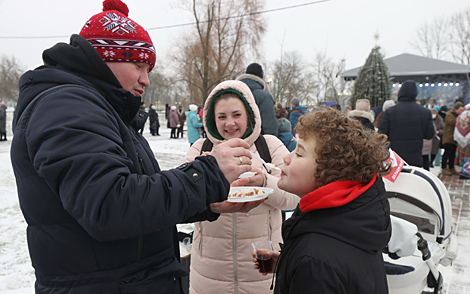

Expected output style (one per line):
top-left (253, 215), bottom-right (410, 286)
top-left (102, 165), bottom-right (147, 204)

top-left (458, 157), bottom-right (470, 178)
top-left (150, 123), bottom-right (158, 131)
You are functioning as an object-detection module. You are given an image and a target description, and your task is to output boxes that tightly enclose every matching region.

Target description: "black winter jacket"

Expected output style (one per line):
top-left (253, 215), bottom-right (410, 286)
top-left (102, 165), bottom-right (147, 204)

top-left (274, 178), bottom-right (391, 294)
top-left (11, 35), bottom-right (230, 294)
top-left (378, 94), bottom-right (434, 167)
top-left (237, 74), bottom-right (278, 136)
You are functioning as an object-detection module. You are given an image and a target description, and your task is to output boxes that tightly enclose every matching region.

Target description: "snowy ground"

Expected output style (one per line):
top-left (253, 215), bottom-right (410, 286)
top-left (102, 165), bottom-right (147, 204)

top-left (0, 108), bottom-right (468, 293)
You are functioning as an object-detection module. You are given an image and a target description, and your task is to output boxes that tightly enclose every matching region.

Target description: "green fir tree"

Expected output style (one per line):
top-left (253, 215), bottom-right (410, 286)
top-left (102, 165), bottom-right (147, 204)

top-left (351, 46), bottom-right (392, 108)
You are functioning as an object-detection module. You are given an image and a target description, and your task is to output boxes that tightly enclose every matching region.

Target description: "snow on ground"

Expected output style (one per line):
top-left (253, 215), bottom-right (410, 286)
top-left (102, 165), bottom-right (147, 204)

top-left (0, 108), bottom-right (468, 293)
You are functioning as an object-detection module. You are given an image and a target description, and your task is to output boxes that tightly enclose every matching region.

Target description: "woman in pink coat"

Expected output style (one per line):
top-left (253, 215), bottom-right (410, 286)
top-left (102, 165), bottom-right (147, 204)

top-left (183, 80), bottom-right (299, 294)
top-left (169, 105), bottom-right (179, 138)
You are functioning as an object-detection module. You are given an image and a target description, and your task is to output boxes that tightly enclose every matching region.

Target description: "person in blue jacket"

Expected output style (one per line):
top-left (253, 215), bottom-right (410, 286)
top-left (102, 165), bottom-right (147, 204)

top-left (289, 97), bottom-right (307, 136)
top-left (10, 1), bottom-right (263, 293)
top-left (187, 104), bottom-right (204, 146)
top-left (277, 118), bottom-right (297, 152)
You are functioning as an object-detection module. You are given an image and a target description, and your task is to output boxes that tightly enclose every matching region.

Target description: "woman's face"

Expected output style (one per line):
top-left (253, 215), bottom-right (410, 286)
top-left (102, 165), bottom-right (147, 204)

top-left (214, 97), bottom-right (249, 140)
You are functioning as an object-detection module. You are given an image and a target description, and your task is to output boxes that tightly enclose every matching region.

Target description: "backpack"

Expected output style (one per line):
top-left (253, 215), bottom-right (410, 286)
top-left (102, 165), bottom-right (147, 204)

top-left (200, 135), bottom-right (272, 172)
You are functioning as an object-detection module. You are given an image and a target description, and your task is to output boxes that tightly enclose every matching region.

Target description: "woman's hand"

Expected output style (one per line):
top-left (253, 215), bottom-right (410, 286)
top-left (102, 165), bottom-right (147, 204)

top-left (231, 167), bottom-right (265, 187)
top-left (252, 250), bottom-right (280, 275)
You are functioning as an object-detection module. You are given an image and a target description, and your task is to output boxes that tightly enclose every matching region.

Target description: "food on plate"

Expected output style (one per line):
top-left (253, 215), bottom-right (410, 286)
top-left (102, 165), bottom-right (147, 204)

top-left (229, 188), bottom-right (266, 198)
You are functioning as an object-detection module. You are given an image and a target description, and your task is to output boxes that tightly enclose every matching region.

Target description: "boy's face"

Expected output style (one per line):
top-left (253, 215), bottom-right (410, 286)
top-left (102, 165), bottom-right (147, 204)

top-left (278, 136), bottom-right (318, 197)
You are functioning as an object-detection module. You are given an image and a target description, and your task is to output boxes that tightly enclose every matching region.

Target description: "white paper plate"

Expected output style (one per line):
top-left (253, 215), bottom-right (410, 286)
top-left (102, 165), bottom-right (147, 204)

top-left (227, 187), bottom-right (274, 202)
top-left (238, 172), bottom-right (257, 178)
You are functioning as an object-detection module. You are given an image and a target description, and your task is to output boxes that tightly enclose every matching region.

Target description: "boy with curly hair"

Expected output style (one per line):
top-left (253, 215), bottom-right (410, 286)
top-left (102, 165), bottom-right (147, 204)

top-left (253, 108), bottom-right (392, 293)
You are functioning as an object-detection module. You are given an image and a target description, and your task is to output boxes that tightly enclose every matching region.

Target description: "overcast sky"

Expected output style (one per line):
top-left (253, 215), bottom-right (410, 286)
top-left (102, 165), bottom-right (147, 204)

top-left (0, 0), bottom-right (469, 74)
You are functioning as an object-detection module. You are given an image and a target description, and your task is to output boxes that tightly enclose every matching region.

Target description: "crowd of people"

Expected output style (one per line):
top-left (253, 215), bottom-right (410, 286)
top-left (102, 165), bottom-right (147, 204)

top-left (6, 0), bottom-right (470, 293)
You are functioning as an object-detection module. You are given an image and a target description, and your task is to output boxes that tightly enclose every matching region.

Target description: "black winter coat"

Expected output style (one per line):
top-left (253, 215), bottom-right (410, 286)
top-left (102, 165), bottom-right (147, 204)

top-left (274, 178), bottom-right (391, 294)
top-left (11, 34), bottom-right (230, 294)
top-left (378, 98), bottom-right (435, 167)
top-left (237, 74), bottom-right (278, 136)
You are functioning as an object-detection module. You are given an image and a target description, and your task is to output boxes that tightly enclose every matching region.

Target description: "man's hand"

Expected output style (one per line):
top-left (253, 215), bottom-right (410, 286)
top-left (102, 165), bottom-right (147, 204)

top-left (209, 138), bottom-right (252, 183)
top-left (210, 198), bottom-right (266, 214)
top-left (252, 250), bottom-right (280, 275)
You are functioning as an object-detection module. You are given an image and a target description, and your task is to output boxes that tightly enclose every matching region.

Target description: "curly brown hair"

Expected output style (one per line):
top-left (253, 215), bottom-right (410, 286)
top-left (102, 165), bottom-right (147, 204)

top-left (295, 107), bottom-right (391, 187)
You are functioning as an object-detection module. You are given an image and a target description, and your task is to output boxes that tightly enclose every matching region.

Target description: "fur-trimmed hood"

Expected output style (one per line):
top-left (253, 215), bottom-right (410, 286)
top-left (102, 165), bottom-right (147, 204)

top-left (348, 109), bottom-right (374, 123)
top-left (235, 73), bottom-right (266, 89)
top-left (203, 80), bottom-right (262, 147)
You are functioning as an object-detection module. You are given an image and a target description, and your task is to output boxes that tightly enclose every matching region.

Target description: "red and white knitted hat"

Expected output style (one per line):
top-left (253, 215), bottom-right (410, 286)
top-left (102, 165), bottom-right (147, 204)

top-left (79, 0), bottom-right (156, 72)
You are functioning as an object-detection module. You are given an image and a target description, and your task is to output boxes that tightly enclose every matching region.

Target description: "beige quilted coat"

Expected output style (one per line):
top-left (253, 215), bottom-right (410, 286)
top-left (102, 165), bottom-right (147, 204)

top-left (182, 80), bottom-right (299, 294)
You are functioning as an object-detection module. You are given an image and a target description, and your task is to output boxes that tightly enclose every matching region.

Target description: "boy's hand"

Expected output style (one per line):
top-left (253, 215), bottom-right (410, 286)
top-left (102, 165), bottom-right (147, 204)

top-left (252, 250), bottom-right (280, 275)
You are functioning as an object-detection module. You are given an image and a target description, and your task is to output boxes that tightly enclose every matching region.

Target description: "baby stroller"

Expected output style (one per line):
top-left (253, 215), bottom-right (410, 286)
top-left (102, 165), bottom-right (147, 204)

top-left (383, 166), bottom-right (458, 294)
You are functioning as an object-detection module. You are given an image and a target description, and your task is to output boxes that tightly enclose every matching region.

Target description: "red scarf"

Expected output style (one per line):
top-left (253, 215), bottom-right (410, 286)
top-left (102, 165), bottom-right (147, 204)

top-left (299, 175), bottom-right (377, 213)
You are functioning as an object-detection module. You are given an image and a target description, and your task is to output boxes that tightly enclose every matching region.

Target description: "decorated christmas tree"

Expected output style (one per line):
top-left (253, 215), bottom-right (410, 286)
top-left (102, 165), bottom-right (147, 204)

top-left (351, 46), bottom-right (392, 108)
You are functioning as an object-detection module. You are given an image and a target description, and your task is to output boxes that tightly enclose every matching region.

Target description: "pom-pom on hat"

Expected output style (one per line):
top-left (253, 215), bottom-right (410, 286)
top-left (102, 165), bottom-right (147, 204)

top-left (79, 0), bottom-right (156, 72)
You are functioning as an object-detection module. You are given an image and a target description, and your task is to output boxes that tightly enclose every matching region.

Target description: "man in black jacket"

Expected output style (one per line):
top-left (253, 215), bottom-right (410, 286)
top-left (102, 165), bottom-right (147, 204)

top-left (236, 63), bottom-right (278, 136)
top-left (378, 80), bottom-right (435, 167)
top-left (10, 1), bottom-right (261, 293)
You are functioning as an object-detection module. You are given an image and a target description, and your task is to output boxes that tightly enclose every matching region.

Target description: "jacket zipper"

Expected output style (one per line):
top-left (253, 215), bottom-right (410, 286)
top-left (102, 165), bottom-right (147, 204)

top-left (269, 210), bottom-right (273, 240)
top-left (233, 213), bottom-right (238, 294)
top-left (135, 150), bottom-right (146, 260)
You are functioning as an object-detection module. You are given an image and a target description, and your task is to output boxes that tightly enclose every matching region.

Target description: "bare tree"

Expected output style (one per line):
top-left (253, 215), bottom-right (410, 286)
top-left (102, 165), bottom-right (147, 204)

top-left (0, 55), bottom-right (24, 103)
top-left (311, 51), bottom-right (349, 106)
top-left (449, 8), bottom-right (470, 65)
top-left (268, 50), bottom-right (316, 107)
top-left (410, 18), bottom-right (449, 60)
top-left (170, 0), bottom-right (267, 104)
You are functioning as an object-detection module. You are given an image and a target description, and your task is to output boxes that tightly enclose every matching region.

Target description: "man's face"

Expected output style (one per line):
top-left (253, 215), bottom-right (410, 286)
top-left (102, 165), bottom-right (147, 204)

top-left (106, 62), bottom-right (150, 97)
top-left (456, 106), bottom-right (465, 116)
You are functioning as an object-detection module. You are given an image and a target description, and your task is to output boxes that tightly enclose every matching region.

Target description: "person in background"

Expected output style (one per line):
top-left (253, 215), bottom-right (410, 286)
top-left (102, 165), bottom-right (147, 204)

top-left (10, 1), bottom-right (263, 292)
top-left (169, 105), bottom-right (179, 139)
top-left (0, 103), bottom-right (6, 141)
top-left (454, 103), bottom-right (470, 179)
top-left (148, 103), bottom-right (160, 136)
top-left (378, 80), bottom-right (435, 167)
top-left (177, 105), bottom-right (186, 139)
top-left (375, 99), bottom-right (395, 129)
top-left (277, 118), bottom-right (297, 152)
top-left (347, 99), bottom-right (375, 130)
top-left (438, 105), bottom-right (448, 122)
top-left (289, 97), bottom-right (307, 136)
top-left (237, 63), bottom-right (279, 136)
top-left (253, 108), bottom-right (391, 293)
top-left (441, 102), bottom-right (465, 175)
top-left (430, 108), bottom-right (444, 167)
top-left (186, 104), bottom-right (203, 147)
top-left (183, 80), bottom-right (299, 294)
top-left (275, 101), bottom-right (287, 119)
top-left (130, 101), bottom-right (148, 134)
top-left (371, 105), bottom-right (383, 122)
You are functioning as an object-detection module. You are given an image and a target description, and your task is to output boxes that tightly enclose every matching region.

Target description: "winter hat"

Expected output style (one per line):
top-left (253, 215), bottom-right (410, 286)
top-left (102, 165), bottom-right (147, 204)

top-left (434, 106), bottom-right (441, 111)
top-left (246, 63), bottom-right (264, 79)
top-left (189, 104), bottom-right (198, 112)
top-left (382, 99), bottom-right (396, 110)
top-left (398, 80), bottom-right (418, 101)
top-left (355, 99), bottom-right (371, 112)
top-left (79, 0), bottom-right (156, 72)
top-left (291, 97), bottom-right (300, 106)
top-left (171, 106), bottom-right (176, 110)
top-left (278, 118), bottom-right (292, 134)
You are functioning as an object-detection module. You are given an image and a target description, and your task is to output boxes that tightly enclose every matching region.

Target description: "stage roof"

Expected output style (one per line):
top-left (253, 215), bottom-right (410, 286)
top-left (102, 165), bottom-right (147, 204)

top-left (342, 53), bottom-right (470, 83)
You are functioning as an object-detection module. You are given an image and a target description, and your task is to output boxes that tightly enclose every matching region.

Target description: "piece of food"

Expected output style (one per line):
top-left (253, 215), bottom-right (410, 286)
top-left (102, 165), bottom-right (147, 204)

top-left (229, 188), bottom-right (266, 198)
